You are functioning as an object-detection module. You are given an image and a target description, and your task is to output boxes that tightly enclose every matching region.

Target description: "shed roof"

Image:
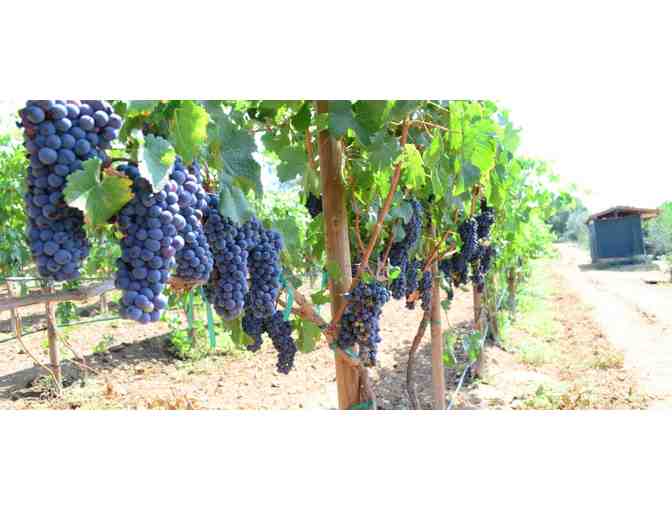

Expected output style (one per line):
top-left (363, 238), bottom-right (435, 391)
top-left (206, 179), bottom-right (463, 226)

top-left (586, 206), bottom-right (660, 224)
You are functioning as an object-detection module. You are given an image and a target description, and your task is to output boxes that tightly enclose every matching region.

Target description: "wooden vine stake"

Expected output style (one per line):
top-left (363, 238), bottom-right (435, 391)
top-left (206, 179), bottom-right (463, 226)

top-left (44, 281), bottom-right (62, 392)
top-left (430, 224), bottom-right (446, 409)
top-left (316, 100), bottom-right (360, 410)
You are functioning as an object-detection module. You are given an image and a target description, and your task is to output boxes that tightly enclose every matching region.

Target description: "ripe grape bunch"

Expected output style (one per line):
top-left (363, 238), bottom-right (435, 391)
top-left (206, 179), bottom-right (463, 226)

top-left (19, 100), bottom-right (121, 281)
top-left (304, 192), bottom-right (323, 218)
top-left (264, 311), bottom-right (298, 374)
top-left (389, 199), bottom-right (423, 299)
top-left (243, 219), bottom-right (284, 320)
top-left (114, 164), bottom-right (182, 323)
top-left (475, 198), bottom-right (495, 240)
top-left (419, 270), bottom-right (433, 312)
top-left (458, 216), bottom-right (479, 262)
top-left (440, 252), bottom-right (468, 287)
top-left (404, 259), bottom-right (421, 310)
top-left (204, 194), bottom-right (250, 321)
top-left (337, 280), bottom-right (390, 366)
top-left (172, 159), bottom-right (213, 282)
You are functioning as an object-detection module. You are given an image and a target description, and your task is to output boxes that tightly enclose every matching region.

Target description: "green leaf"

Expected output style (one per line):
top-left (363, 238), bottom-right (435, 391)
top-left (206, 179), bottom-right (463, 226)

top-left (137, 133), bottom-right (176, 192)
top-left (310, 289), bottom-right (331, 306)
top-left (460, 159), bottom-right (481, 191)
top-left (209, 115), bottom-right (261, 197)
top-left (218, 178), bottom-right (255, 224)
top-left (170, 101), bottom-right (209, 165)
top-left (368, 132), bottom-right (399, 171)
top-left (64, 158), bottom-right (133, 226)
top-left (353, 100), bottom-right (393, 135)
top-left (328, 100), bottom-right (357, 138)
top-left (298, 320), bottom-right (322, 353)
top-left (126, 100), bottom-right (159, 114)
top-left (277, 145), bottom-right (308, 182)
top-left (400, 144), bottom-right (426, 190)
top-left (272, 216), bottom-right (300, 252)
top-left (388, 266), bottom-right (401, 281)
top-left (291, 102), bottom-right (311, 131)
top-left (389, 100), bottom-right (422, 121)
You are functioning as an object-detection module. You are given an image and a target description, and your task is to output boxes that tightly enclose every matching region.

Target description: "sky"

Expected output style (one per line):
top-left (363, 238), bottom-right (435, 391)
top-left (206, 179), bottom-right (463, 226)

top-left (2, 98), bottom-right (669, 214)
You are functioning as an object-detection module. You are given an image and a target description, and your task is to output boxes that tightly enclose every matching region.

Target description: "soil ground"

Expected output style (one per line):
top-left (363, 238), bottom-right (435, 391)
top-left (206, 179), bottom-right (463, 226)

top-left (0, 244), bottom-right (660, 410)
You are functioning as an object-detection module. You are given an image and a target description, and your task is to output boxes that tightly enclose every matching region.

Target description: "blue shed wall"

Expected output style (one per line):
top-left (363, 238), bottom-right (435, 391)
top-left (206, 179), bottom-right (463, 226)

top-left (592, 215), bottom-right (644, 260)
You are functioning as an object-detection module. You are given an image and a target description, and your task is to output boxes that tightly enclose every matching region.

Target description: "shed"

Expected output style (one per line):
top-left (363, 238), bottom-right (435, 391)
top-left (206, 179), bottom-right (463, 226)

top-left (585, 206), bottom-right (660, 263)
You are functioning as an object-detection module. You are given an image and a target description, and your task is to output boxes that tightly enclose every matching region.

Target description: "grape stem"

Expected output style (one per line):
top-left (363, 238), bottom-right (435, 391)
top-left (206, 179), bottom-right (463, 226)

top-left (325, 117), bottom-right (411, 336)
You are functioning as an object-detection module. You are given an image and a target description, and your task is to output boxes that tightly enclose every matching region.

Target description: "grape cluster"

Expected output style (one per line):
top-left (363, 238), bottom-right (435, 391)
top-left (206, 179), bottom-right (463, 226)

top-left (304, 192), bottom-right (323, 218)
top-left (19, 100), bottom-right (121, 281)
top-left (244, 219), bottom-right (284, 320)
top-left (114, 164), bottom-right (182, 323)
top-left (171, 159), bottom-right (213, 281)
top-left (419, 270), bottom-right (433, 312)
top-left (389, 199), bottom-right (423, 299)
top-left (242, 312), bottom-right (265, 353)
top-left (458, 217), bottom-right (479, 262)
top-left (204, 194), bottom-right (250, 321)
top-left (470, 244), bottom-right (497, 293)
top-left (337, 280), bottom-right (390, 366)
top-left (440, 252), bottom-right (469, 287)
top-left (404, 259), bottom-right (421, 310)
top-left (264, 311), bottom-right (297, 374)
top-left (476, 198), bottom-right (495, 240)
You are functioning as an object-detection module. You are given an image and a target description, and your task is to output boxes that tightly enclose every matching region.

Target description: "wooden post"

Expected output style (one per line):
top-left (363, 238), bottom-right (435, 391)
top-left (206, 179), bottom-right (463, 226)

top-left (99, 292), bottom-right (108, 314)
top-left (429, 225), bottom-right (446, 410)
top-left (44, 281), bottom-right (62, 389)
top-left (6, 281), bottom-right (23, 344)
top-left (316, 100), bottom-right (360, 410)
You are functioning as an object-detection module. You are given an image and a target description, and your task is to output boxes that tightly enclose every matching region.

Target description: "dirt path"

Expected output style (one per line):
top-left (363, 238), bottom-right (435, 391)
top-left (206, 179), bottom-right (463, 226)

top-left (554, 243), bottom-right (672, 408)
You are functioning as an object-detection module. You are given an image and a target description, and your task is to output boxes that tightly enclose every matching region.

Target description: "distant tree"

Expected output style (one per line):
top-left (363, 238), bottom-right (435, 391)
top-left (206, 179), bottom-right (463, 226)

top-left (644, 201), bottom-right (672, 257)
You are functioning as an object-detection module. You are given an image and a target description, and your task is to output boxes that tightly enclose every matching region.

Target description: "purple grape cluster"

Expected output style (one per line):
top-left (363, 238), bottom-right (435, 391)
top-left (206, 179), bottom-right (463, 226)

top-left (18, 100), bottom-right (121, 281)
top-left (458, 217), bottom-right (479, 262)
top-left (419, 270), bottom-right (433, 312)
top-left (476, 198), bottom-right (495, 240)
top-left (337, 280), bottom-right (390, 366)
top-left (171, 159), bottom-right (213, 281)
top-left (404, 259), bottom-right (421, 310)
top-left (114, 164), bottom-right (181, 323)
top-left (389, 199), bottom-right (423, 299)
top-left (264, 311), bottom-right (297, 374)
top-left (244, 219), bottom-right (283, 320)
top-left (440, 253), bottom-right (469, 287)
top-left (304, 192), bottom-right (323, 218)
top-left (204, 194), bottom-right (250, 321)
top-left (242, 312), bottom-right (265, 353)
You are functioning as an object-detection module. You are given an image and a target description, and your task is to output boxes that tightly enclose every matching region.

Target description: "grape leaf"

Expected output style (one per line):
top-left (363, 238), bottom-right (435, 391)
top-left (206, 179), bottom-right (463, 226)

top-left (461, 159), bottom-right (481, 190)
top-left (310, 289), bottom-right (331, 306)
top-left (136, 133), bottom-right (176, 192)
top-left (277, 145), bottom-right (308, 182)
top-left (353, 100), bottom-right (393, 134)
top-left (64, 158), bottom-right (133, 226)
top-left (368, 132), bottom-right (399, 170)
top-left (272, 216), bottom-right (300, 252)
top-left (126, 101), bottom-right (159, 114)
top-left (218, 177), bottom-right (255, 224)
top-left (291, 102), bottom-right (311, 131)
top-left (325, 260), bottom-right (343, 284)
top-left (298, 320), bottom-right (321, 353)
top-left (209, 115), bottom-right (261, 197)
top-left (400, 144), bottom-right (426, 190)
top-left (171, 101), bottom-right (209, 165)
top-left (328, 100), bottom-right (357, 138)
